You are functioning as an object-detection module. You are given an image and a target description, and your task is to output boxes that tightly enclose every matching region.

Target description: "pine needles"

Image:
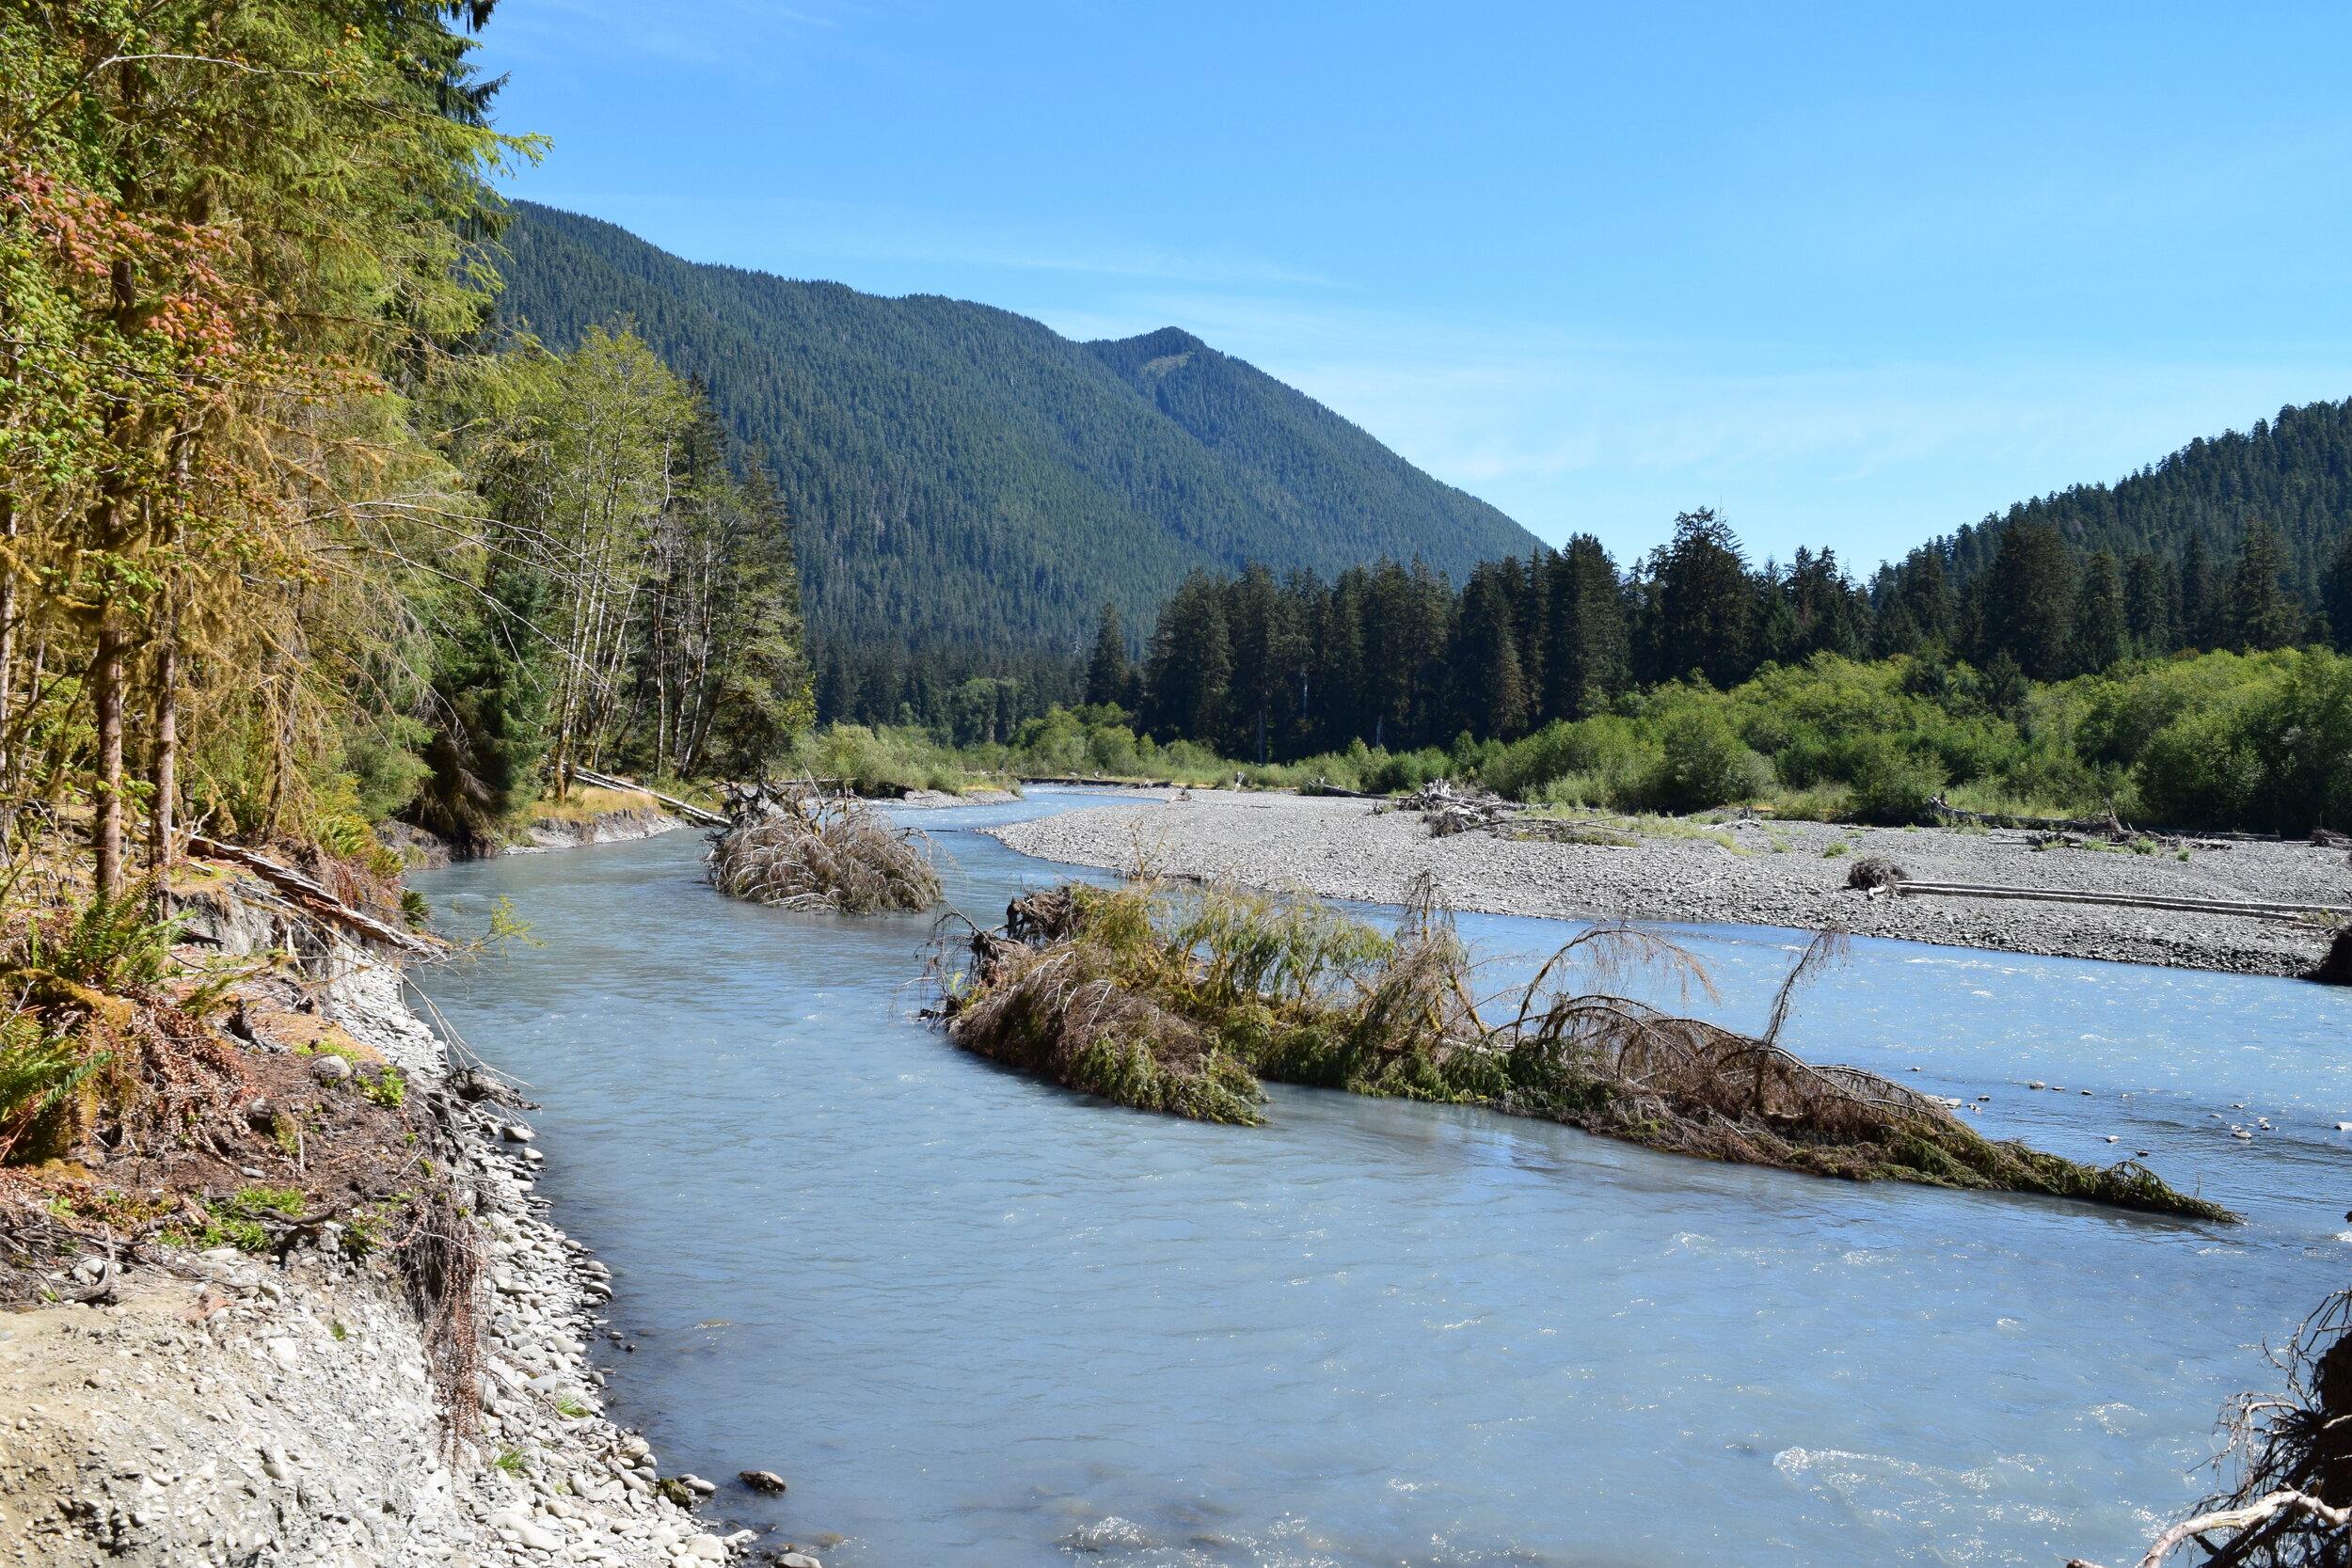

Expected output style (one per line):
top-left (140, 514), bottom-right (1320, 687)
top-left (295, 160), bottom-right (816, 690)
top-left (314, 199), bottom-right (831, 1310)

top-left (707, 789), bottom-right (942, 914)
top-left (930, 875), bottom-right (2236, 1221)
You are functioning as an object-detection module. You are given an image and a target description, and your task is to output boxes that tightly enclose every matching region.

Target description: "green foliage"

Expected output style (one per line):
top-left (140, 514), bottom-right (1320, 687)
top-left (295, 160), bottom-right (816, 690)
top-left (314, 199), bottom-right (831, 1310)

top-left (16, 887), bottom-right (182, 994)
top-left (1842, 738), bottom-right (1948, 824)
top-left (496, 207), bottom-right (1536, 657)
top-left (359, 1066), bottom-right (407, 1109)
top-left (1646, 705), bottom-right (1770, 812)
top-left (196, 1186), bottom-right (308, 1254)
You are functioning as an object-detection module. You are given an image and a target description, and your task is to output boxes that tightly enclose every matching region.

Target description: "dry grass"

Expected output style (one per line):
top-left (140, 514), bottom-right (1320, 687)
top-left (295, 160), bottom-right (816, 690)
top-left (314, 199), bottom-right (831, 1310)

top-left (708, 791), bottom-right (942, 914)
top-left (930, 875), bottom-right (2235, 1221)
top-left (530, 784), bottom-right (658, 824)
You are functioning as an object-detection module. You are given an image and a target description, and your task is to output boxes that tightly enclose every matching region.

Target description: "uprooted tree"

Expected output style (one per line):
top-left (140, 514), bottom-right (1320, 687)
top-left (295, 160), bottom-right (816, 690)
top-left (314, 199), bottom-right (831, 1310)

top-left (2071, 1288), bottom-right (2352, 1568)
top-left (930, 873), bottom-right (2234, 1221)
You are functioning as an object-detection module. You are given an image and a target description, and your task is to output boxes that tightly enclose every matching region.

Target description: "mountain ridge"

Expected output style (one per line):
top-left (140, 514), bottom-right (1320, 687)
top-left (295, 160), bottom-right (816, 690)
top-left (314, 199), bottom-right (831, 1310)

top-left (489, 203), bottom-right (1540, 652)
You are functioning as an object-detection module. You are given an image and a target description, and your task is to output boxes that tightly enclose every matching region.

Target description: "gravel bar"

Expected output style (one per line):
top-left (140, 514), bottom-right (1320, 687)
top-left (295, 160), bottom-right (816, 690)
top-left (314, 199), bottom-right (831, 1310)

top-left (990, 792), bottom-right (2352, 976)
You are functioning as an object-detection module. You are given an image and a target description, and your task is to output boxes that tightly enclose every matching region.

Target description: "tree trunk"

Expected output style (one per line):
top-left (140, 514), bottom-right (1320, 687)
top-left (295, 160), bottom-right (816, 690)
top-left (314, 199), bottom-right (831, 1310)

top-left (150, 609), bottom-right (177, 871)
top-left (93, 615), bottom-right (125, 898)
top-left (0, 497), bottom-right (16, 852)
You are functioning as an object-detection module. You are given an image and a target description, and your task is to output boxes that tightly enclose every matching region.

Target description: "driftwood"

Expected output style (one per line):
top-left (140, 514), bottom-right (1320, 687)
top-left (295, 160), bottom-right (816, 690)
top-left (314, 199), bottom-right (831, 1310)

top-left (1388, 779), bottom-right (1524, 837)
top-left (707, 787), bottom-right (941, 913)
top-left (2067, 1491), bottom-right (2352, 1568)
top-left (564, 765), bottom-right (728, 827)
top-left (2071, 1285), bottom-right (2352, 1567)
top-left (184, 836), bottom-right (440, 957)
top-left (1890, 879), bottom-right (2351, 925)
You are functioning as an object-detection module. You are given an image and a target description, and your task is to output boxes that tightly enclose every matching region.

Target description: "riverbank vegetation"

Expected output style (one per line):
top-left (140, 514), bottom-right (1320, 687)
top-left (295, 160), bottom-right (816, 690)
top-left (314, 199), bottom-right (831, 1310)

top-left (799, 637), bottom-right (2352, 837)
top-left (1065, 522), bottom-right (2352, 835)
top-left (0, 2), bottom-right (814, 890)
top-left (932, 877), bottom-right (2234, 1221)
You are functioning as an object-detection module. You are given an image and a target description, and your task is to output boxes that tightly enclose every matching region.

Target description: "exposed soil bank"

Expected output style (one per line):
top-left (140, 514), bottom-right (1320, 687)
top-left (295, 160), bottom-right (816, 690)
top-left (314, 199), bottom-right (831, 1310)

top-left (0, 912), bottom-right (773, 1565)
top-left (990, 792), bottom-right (2350, 975)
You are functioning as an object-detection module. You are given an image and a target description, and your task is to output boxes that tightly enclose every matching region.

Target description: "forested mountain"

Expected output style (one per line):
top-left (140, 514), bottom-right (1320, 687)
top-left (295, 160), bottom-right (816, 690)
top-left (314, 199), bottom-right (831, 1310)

top-left (1942, 398), bottom-right (2352, 602)
top-left (491, 202), bottom-right (1538, 655)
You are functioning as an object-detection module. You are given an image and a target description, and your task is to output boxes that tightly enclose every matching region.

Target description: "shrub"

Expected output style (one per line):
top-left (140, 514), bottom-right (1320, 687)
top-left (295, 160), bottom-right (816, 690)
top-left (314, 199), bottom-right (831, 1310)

top-left (1646, 709), bottom-right (1771, 812)
top-left (1844, 740), bottom-right (1947, 824)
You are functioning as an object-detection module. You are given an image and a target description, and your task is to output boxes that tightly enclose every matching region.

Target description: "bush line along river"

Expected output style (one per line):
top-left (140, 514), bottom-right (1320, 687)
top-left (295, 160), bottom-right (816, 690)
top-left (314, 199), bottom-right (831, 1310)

top-left (409, 790), bottom-right (2352, 1568)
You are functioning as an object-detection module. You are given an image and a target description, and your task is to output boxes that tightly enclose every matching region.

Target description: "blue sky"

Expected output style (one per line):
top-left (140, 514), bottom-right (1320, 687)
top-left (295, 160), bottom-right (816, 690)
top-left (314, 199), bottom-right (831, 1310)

top-left (476, 1), bottom-right (2352, 572)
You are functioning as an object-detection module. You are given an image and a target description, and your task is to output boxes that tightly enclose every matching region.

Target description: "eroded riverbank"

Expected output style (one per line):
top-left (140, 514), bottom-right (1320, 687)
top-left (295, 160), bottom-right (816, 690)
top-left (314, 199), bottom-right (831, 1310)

top-left (988, 789), bottom-right (2349, 974)
top-left (0, 872), bottom-right (758, 1566)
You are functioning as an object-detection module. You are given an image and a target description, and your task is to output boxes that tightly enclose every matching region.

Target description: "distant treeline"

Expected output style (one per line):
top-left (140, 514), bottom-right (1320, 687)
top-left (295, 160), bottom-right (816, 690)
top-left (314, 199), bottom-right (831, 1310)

top-left (1946, 399), bottom-right (2352, 607)
top-left (1067, 508), bottom-right (2352, 763)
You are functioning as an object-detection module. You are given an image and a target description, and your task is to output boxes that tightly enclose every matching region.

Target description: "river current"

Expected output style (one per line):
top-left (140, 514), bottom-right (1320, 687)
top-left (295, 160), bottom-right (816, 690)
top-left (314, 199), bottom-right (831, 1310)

top-left (407, 790), bottom-right (2351, 1567)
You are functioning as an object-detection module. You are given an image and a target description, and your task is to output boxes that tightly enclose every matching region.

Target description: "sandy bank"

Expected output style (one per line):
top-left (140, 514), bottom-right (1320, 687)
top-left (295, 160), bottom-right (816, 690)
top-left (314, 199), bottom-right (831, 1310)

top-left (989, 792), bottom-right (2349, 976)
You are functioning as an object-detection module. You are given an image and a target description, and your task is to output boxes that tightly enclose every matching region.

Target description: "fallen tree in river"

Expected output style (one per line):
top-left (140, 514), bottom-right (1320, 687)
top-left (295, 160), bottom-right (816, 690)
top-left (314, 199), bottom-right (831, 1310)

top-left (2070, 1287), bottom-right (2352, 1568)
top-left (707, 786), bottom-right (942, 914)
top-left (928, 875), bottom-right (2235, 1221)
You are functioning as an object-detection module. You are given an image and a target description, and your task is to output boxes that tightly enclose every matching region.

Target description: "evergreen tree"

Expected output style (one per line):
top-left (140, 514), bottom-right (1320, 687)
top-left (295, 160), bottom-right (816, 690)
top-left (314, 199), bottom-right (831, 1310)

top-left (1544, 535), bottom-right (1628, 721)
top-left (1978, 521), bottom-right (2074, 680)
top-left (2224, 518), bottom-right (2302, 651)
top-left (1779, 546), bottom-right (1865, 661)
top-left (1141, 573), bottom-right (1232, 744)
top-left (2326, 534), bottom-right (2352, 649)
top-left (2181, 532), bottom-right (2217, 648)
top-left (1874, 545), bottom-right (1956, 655)
top-left (1648, 509), bottom-right (1753, 688)
top-left (1085, 603), bottom-right (1134, 709)
top-left (2070, 550), bottom-right (2129, 674)
top-left (2123, 552), bottom-right (2175, 653)
top-left (1452, 565), bottom-right (1528, 737)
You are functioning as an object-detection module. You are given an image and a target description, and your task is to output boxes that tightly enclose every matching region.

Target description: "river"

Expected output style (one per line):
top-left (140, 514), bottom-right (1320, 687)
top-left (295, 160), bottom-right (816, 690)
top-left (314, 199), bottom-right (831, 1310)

top-left (407, 789), bottom-right (2351, 1567)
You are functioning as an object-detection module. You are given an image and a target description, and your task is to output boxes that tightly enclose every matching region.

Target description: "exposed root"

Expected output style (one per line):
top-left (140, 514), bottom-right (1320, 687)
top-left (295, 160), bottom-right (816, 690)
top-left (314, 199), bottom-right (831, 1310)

top-left (707, 787), bottom-right (941, 914)
top-left (1846, 855), bottom-right (1907, 891)
top-left (929, 877), bottom-right (2235, 1221)
top-left (2074, 1288), bottom-right (2352, 1567)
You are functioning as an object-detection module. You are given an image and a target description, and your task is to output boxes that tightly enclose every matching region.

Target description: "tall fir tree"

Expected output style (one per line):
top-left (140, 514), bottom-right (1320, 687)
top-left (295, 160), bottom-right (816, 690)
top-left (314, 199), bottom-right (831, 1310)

top-left (1978, 521), bottom-right (2075, 681)
top-left (1646, 509), bottom-right (1753, 688)
top-left (2181, 532), bottom-right (2217, 649)
top-left (1544, 535), bottom-right (1629, 721)
top-left (2123, 552), bottom-right (2176, 654)
top-left (2325, 533), bottom-right (2352, 649)
top-left (2069, 550), bottom-right (2129, 674)
top-left (2224, 518), bottom-right (2302, 651)
top-left (1085, 603), bottom-right (1134, 709)
top-left (1452, 565), bottom-right (1529, 738)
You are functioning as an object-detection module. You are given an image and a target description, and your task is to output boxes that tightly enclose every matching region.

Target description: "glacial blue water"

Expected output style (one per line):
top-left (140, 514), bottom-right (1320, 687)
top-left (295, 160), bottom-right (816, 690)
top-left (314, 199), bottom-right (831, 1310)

top-left (406, 790), bottom-right (2352, 1567)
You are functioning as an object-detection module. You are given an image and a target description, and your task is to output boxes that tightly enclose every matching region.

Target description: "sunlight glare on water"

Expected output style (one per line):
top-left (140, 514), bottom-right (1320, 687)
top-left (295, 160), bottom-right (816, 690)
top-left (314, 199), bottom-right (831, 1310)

top-left (407, 790), bottom-right (2351, 1567)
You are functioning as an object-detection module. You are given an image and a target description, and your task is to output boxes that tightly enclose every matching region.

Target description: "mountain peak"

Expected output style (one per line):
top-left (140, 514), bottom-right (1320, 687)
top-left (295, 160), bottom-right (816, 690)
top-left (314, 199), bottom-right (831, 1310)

top-left (493, 204), bottom-right (1539, 652)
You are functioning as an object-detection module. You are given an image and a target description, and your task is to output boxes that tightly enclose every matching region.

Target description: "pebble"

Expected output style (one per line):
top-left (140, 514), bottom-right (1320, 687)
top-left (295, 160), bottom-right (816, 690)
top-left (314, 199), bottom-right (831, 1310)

top-left (679, 1472), bottom-right (718, 1495)
top-left (739, 1468), bottom-right (788, 1493)
top-left (503, 1123), bottom-right (537, 1143)
top-left (309, 1053), bottom-right (354, 1085)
